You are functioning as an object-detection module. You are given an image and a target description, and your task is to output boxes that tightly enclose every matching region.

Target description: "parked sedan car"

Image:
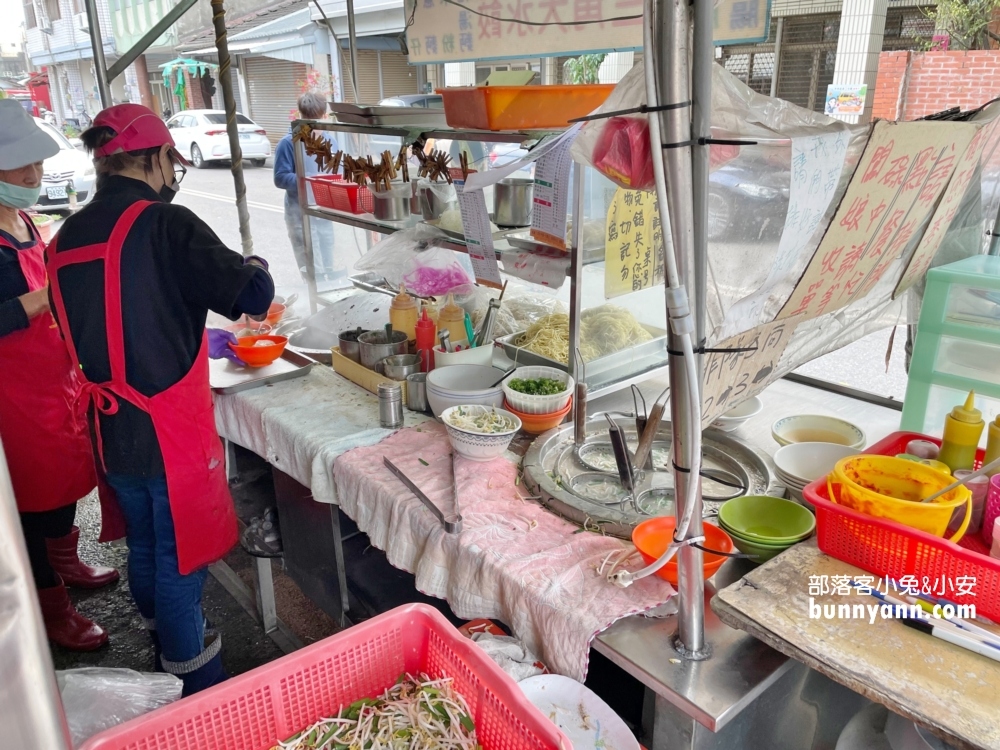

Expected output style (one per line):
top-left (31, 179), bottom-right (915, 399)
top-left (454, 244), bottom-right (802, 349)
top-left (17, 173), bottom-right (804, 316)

top-left (33, 119), bottom-right (96, 211)
top-left (165, 110), bottom-right (271, 168)
top-left (707, 164), bottom-right (790, 242)
top-left (377, 94), bottom-right (443, 108)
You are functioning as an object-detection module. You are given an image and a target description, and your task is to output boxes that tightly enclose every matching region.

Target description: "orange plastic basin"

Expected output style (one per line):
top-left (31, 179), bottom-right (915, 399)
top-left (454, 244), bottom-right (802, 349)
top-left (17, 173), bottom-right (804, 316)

top-left (632, 518), bottom-right (734, 585)
top-left (229, 334), bottom-right (287, 367)
top-left (437, 85), bottom-right (615, 131)
top-left (503, 398), bottom-right (573, 435)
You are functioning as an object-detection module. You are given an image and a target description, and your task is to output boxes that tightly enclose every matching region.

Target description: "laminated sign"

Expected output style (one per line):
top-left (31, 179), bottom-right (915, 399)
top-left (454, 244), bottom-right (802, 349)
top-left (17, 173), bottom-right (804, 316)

top-left (403, 0), bottom-right (770, 64)
top-left (778, 120), bottom-right (977, 323)
top-left (604, 188), bottom-right (665, 298)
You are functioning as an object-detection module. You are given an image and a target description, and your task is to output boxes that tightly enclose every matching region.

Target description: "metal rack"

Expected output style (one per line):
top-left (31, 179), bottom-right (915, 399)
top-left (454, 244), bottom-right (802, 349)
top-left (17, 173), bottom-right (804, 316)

top-left (291, 118), bottom-right (670, 398)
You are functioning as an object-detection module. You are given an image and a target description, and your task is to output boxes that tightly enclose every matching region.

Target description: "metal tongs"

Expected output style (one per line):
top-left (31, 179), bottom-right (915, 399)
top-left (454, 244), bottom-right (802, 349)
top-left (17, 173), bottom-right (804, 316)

top-left (383, 456), bottom-right (462, 533)
top-left (606, 414), bottom-right (636, 495)
top-left (474, 280), bottom-right (508, 347)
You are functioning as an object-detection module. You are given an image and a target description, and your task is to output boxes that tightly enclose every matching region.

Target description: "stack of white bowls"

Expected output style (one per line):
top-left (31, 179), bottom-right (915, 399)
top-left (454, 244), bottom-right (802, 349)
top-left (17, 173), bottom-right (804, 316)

top-left (773, 442), bottom-right (860, 504)
top-left (426, 364), bottom-right (505, 417)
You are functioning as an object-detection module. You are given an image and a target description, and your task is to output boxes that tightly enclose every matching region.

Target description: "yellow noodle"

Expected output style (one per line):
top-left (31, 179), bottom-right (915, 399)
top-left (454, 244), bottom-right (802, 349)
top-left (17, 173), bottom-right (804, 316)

top-left (514, 306), bottom-right (651, 364)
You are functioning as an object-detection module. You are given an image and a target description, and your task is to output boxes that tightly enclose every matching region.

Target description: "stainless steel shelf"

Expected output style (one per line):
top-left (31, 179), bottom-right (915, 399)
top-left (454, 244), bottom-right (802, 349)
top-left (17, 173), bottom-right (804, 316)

top-left (293, 117), bottom-right (541, 145)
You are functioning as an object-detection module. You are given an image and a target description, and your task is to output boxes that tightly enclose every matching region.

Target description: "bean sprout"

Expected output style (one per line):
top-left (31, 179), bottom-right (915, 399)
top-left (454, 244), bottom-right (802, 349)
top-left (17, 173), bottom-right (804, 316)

top-left (273, 673), bottom-right (480, 750)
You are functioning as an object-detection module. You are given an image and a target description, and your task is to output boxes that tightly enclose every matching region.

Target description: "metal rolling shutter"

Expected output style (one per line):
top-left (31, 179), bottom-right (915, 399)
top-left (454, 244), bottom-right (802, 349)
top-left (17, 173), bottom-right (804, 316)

top-left (379, 51), bottom-right (419, 99)
top-left (340, 50), bottom-right (383, 105)
top-left (244, 56), bottom-right (308, 146)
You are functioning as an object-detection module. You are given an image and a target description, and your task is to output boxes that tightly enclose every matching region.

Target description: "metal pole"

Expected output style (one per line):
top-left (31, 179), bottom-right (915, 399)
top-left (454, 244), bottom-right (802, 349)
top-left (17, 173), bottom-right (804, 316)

top-left (568, 166), bottom-right (583, 382)
top-left (653, 0), bottom-right (707, 657)
top-left (346, 0), bottom-right (360, 103)
top-left (211, 0), bottom-right (255, 256)
top-left (989, 197), bottom-right (1000, 255)
top-left (770, 17), bottom-right (784, 99)
top-left (0, 449), bottom-right (73, 750)
top-left (84, 0), bottom-right (112, 107)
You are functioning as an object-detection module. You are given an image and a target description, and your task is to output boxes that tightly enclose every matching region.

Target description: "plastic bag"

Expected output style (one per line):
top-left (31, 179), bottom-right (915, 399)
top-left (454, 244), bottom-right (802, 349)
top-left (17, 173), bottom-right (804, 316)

top-left (401, 245), bottom-right (475, 296)
top-left (472, 285), bottom-right (566, 338)
top-left (354, 224), bottom-right (474, 292)
top-left (57, 668), bottom-right (182, 747)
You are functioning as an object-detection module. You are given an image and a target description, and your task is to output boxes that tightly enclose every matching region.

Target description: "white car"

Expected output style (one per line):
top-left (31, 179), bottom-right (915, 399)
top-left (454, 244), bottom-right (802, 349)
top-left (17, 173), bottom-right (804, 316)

top-left (165, 110), bottom-right (271, 169)
top-left (34, 119), bottom-right (96, 211)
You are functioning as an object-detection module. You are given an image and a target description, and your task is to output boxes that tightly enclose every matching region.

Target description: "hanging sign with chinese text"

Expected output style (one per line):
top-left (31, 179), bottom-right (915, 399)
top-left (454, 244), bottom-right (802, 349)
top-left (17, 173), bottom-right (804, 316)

top-left (604, 188), bottom-right (664, 298)
top-left (404, 0), bottom-right (770, 64)
top-left (456, 182), bottom-right (505, 288)
top-left (777, 120), bottom-right (977, 323)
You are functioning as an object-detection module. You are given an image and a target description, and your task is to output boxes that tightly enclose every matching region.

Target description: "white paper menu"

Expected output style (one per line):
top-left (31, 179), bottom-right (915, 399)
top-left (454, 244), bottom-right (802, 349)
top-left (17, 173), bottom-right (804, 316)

top-left (456, 181), bottom-right (503, 288)
top-left (530, 134), bottom-right (576, 250)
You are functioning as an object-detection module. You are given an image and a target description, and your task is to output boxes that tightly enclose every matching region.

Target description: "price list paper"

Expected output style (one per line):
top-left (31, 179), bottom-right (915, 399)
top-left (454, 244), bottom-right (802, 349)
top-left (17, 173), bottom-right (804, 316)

top-left (530, 134), bottom-right (576, 250)
top-left (456, 182), bottom-right (503, 288)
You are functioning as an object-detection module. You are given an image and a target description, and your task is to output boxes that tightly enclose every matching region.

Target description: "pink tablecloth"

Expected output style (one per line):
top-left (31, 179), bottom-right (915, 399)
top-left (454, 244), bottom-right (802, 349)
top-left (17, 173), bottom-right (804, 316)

top-left (333, 423), bottom-right (674, 680)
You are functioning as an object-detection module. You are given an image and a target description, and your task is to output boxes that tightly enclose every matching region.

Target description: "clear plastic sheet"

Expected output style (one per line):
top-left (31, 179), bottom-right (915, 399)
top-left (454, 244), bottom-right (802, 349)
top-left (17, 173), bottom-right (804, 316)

top-left (57, 668), bottom-right (182, 747)
top-left (353, 224), bottom-right (475, 294)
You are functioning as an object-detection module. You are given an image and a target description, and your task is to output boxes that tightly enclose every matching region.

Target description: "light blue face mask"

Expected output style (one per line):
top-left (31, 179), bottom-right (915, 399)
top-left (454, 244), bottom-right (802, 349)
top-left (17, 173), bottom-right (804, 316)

top-left (0, 180), bottom-right (41, 210)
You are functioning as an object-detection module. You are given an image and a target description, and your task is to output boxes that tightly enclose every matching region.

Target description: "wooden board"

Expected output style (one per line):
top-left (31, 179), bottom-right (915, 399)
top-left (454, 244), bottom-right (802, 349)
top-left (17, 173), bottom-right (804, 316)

top-left (712, 540), bottom-right (1000, 750)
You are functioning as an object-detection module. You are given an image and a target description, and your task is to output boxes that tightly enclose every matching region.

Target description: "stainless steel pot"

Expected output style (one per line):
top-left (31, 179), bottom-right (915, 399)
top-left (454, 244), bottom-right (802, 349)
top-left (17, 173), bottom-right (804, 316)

top-left (372, 187), bottom-right (410, 222)
top-left (359, 329), bottom-right (408, 371)
top-left (494, 178), bottom-right (534, 227)
top-left (420, 182), bottom-right (456, 221)
top-left (338, 328), bottom-right (368, 363)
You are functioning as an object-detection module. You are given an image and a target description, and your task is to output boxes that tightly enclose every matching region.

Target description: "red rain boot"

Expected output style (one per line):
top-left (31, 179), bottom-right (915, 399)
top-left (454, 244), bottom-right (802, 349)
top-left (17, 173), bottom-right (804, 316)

top-left (37, 579), bottom-right (109, 651)
top-left (46, 526), bottom-right (120, 589)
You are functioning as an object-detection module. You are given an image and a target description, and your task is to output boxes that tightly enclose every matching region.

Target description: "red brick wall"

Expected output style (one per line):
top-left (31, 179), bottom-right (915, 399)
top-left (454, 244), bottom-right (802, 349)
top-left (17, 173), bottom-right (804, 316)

top-left (871, 50), bottom-right (1000, 121)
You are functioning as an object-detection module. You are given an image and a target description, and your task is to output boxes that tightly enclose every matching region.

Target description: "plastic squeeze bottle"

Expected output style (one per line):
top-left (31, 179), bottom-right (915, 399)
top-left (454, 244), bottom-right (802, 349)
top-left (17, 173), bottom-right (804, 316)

top-left (389, 284), bottom-right (419, 343)
top-left (415, 309), bottom-right (436, 372)
top-left (938, 390), bottom-right (984, 472)
top-left (437, 293), bottom-right (468, 348)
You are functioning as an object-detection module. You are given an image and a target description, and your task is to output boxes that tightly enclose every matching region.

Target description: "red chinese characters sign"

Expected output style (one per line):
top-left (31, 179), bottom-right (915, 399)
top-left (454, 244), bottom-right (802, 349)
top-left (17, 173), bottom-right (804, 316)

top-left (777, 121), bottom-right (976, 323)
top-left (404, 0), bottom-right (769, 63)
top-left (894, 117), bottom-right (1000, 298)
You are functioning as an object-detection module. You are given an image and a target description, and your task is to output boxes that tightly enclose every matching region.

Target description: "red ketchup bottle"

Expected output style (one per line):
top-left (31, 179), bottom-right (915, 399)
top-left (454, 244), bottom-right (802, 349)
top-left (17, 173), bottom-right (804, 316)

top-left (415, 309), bottom-right (436, 372)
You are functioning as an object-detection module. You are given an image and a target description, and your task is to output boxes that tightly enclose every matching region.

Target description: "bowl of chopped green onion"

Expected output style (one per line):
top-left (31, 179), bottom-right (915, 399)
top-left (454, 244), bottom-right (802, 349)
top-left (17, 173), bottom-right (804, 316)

top-left (501, 366), bottom-right (574, 415)
top-left (441, 405), bottom-right (521, 462)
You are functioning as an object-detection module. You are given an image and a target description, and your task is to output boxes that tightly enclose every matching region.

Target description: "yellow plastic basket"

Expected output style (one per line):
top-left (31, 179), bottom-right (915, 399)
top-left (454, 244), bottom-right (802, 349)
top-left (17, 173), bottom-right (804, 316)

top-left (827, 455), bottom-right (971, 541)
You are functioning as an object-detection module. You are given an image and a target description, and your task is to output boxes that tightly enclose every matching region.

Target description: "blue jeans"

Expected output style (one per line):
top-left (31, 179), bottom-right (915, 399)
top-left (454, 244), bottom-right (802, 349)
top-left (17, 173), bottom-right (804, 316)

top-left (107, 474), bottom-right (207, 664)
top-left (284, 193), bottom-right (336, 279)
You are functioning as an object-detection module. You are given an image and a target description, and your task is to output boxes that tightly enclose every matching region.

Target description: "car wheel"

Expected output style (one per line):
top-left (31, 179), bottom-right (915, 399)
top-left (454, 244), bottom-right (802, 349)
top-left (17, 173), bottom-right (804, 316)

top-left (706, 190), bottom-right (732, 241)
top-left (250, 159), bottom-right (265, 167)
top-left (191, 143), bottom-right (207, 169)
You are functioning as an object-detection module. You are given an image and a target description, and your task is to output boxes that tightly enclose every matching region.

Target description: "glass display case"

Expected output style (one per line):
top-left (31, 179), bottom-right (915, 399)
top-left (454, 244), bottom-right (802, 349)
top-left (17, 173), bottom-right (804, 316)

top-left (292, 118), bottom-right (668, 396)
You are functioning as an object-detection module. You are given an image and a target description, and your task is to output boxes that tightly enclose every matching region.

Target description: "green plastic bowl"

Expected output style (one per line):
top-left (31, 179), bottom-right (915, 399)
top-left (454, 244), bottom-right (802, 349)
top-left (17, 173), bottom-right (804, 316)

top-left (728, 533), bottom-right (794, 564)
top-left (718, 495), bottom-right (816, 544)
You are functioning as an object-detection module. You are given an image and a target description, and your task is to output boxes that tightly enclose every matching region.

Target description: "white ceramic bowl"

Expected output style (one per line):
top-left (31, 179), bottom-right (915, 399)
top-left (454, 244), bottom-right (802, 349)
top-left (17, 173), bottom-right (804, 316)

top-left (711, 396), bottom-right (763, 432)
top-left (501, 366), bottom-right (575, 415)
top-left (771, 414), bottom-right (866, 450)
top-left (433, 344), bottom-right (493, 368)
top-left (441, 405), bottom-right (521, 462)
top-left (774, 441), bottom-right (860, 486)
top-left (426, 364), bottom-right (505, 417)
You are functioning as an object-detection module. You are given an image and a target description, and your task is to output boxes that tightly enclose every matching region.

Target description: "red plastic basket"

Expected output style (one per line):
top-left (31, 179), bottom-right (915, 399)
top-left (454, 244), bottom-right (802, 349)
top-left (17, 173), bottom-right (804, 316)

top-left (803, 431), bottom-right (1000, 621)
top-left (80, 604), bottom-right (568, 750)
top-left (306, 174), bottom-right (374, 214)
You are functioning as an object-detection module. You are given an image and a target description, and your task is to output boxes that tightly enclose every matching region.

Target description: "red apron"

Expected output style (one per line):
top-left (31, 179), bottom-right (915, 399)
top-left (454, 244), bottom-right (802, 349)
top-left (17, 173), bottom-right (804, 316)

top-left (47, 201), bottom-right (237, 574)
top-left (0, 212), bottom-right (98, 515)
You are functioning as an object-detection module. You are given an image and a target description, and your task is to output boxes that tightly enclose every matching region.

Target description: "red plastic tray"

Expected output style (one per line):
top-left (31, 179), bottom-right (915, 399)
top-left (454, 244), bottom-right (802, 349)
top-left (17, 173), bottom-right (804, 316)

top-left (306, 174), bottom-right (374, 214)
top-left (803, 431), bottom-right (1000, 621)
top-left (80, 604), bottom-right (568, 750)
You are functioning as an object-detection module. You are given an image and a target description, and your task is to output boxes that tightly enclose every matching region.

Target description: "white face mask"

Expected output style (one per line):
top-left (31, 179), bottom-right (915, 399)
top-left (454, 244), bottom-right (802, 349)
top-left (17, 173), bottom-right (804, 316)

top-left (0, 180), bottom-right (41, 210)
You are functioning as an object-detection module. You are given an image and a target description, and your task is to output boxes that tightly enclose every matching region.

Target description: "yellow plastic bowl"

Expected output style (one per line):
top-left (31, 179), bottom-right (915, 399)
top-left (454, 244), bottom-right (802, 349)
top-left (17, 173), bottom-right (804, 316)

top-left (828, 455), bottom-right (971, 541)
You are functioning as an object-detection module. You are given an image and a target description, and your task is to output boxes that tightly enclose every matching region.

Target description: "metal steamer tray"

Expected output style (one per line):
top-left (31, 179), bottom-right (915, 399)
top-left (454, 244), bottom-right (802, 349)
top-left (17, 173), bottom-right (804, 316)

top-left (210, 349), bottom-right (316, 395)
top-left (505, 230), bottom-right (605, 266)
top-left (521, 417), bottom-right (784, 539)
top-left (329, 104), bottom-right (448, 128)
top-left (424, 217), bottom-right (521, 243)
top-left (495, 326), bottom-right (669, 386)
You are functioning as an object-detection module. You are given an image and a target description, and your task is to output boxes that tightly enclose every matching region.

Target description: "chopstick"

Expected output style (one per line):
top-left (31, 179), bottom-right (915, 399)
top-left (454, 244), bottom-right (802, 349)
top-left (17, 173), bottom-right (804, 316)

top-left (899, 617), bottom-right (1000, 663)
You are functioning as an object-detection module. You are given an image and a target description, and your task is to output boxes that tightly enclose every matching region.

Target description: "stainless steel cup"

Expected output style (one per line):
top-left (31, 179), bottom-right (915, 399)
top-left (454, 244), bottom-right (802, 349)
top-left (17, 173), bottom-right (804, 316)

top-left (406, 373), bottom-right (428, 412)
top-left (494, 178), bottom-right (534, 227)
top-left (338, 329), bottom-right (367, 363)
top-left (359, 330), bottom-right (408, 371)
top-left (382, 354), bottom-right (422, 380)
top-left (372, 187), bottom-right (410, 222)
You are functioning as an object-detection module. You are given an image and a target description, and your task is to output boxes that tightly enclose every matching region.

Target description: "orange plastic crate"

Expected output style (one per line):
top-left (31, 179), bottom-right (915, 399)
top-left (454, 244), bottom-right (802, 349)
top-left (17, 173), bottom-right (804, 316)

top-left (437, 85), bottom-right (614, 131)
top-left (81, 604), bottom-right (568, 750)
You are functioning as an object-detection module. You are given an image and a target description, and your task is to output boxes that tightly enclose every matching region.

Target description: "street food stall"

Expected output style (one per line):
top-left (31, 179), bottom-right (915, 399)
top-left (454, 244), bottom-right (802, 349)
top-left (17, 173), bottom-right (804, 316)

top-left (6, 0), bottom-right (1000, 746)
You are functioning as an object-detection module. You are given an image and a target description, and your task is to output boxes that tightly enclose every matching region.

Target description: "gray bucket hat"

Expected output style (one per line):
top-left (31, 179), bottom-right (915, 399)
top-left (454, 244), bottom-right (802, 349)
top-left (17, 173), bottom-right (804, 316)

top-left (0, 100), bottom-right (60, 170)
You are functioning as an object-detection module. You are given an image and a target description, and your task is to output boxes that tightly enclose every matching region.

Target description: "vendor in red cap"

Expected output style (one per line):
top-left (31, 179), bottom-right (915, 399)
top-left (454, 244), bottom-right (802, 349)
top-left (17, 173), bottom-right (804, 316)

top-left (46, 103), bottom-right (275, 695)
top-left (0, 99), bottom-right (119, 653)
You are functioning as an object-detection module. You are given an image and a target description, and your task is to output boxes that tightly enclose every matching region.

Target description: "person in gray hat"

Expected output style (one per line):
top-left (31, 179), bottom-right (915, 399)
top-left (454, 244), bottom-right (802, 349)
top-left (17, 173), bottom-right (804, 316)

top-left (0, 100), bottom-right (119, 652)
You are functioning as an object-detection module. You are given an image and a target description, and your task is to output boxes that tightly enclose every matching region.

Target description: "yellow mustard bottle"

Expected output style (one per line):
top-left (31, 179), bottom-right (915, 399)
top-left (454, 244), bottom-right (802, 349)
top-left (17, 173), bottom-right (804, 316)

top-left (421, 298), bottom-right (439, 327)
top-left (983, 416), bottom-right (1000, 476)
top-left (938, 390), bottom-right (984, 472)
top-left (389, 284), bottom-right (419, 343)
top-left (437, 293), bottom-right (468, 348)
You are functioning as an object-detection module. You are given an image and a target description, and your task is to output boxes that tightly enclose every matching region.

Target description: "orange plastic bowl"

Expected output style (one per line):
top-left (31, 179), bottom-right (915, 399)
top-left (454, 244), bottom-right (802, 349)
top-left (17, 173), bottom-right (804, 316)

top-left (229, 334), bottom-right (287, 367)
top-left (632, 518), bottom-right (734, 585)
top-left (265, 302), bottom-right (286, 327)
top-left (503, 397), bottom-right (573, 435)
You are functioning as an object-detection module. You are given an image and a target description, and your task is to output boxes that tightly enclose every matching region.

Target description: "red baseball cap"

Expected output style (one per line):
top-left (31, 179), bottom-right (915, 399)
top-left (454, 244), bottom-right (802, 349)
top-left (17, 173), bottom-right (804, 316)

top-left (92, 103), bottom-right (189, 164)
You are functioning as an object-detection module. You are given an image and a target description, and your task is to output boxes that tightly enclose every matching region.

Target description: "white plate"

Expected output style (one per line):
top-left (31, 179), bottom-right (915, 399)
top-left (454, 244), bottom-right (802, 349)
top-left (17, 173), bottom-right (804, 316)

top-left (519, 674), bottom-right (638, 750)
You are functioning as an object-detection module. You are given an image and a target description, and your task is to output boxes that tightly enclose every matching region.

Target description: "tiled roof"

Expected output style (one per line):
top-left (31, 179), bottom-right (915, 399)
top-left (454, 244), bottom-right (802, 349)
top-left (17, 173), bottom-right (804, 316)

top-left (177, 0), bottom-right (311, 50)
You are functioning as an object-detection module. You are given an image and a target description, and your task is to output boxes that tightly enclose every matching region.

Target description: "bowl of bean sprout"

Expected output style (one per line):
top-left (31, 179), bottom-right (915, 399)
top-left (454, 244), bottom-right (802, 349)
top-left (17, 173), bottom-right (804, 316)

top-left (441, 405), bottom-right (521, 462)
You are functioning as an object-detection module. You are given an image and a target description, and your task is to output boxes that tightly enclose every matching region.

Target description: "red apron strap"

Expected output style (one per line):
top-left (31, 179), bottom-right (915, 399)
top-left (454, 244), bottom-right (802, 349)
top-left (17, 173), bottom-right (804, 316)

top-left (103, 200), bottom-right (154, 388)
top-left (44, 235), bottom-right (85, 372)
